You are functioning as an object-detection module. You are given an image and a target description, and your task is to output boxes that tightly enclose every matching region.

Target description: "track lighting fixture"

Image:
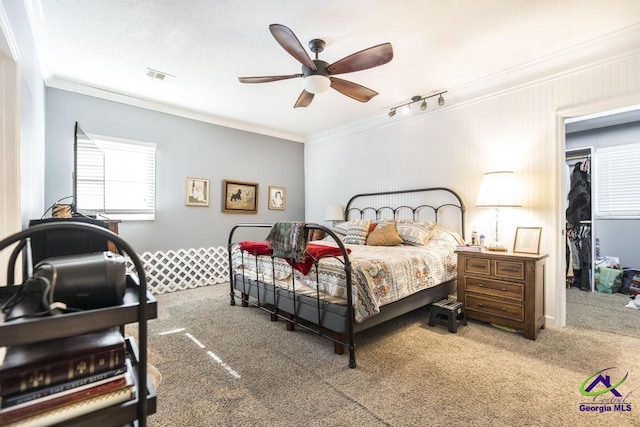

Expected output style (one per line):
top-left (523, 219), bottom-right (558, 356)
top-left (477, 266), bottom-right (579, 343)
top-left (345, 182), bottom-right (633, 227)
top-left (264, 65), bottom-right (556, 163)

top-left (388, 91), bottom-right (447, 118)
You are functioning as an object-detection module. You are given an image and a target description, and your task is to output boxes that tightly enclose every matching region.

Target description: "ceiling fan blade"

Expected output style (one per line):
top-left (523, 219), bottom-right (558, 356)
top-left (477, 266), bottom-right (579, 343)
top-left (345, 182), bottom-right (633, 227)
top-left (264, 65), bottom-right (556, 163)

top-left (269, 24), bottom-right (316, 70)
top-left (294, 90), bottom-right (314, 108)
top-left (238, 74), bottom-right (302, 84)
top-left (326, 43), bottom-right (393, 75)
top-left (330, 77), bottom-right (379, 103)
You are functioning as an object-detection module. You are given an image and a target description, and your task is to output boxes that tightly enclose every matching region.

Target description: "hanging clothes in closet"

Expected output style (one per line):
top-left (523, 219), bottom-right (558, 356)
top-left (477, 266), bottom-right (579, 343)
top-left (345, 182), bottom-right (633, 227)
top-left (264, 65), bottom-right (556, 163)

top-left (566, 159), bottom-right (591, 290)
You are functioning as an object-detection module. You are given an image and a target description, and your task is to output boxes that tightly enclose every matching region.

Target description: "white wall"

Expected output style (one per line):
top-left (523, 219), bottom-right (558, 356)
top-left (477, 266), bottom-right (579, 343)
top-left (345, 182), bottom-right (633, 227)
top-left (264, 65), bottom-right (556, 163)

top-left (305, 48), bottom-right (640, 328)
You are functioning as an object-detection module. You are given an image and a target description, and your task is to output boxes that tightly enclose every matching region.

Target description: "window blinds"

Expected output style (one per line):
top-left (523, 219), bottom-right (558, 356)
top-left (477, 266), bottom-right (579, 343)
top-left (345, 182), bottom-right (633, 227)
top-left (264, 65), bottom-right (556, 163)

top-left (77, 136), bottom-right (156, 220)
top-left (595, 142), bottom-right (640, 218)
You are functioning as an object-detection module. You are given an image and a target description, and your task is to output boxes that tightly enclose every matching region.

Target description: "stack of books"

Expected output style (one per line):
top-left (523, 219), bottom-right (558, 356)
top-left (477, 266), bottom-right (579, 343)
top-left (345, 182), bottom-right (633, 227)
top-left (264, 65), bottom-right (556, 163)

top-left (455, 244), bottom-right (483, 252)
top-left (0, 327), bottom-right (135, 426)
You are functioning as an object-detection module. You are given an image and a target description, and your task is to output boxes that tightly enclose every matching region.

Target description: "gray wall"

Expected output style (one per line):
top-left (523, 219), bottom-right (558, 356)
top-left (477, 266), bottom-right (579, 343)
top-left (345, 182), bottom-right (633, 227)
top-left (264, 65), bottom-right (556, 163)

top-left (567, 121), bottom-right (640, 268)
top-left (45, 88), bottom-right (305, 253)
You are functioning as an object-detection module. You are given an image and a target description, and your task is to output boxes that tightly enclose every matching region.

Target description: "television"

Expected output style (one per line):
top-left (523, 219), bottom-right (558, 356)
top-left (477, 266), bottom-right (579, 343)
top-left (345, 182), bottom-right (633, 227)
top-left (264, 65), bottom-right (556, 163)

top-left (72, 122), bottom-right (105, 216)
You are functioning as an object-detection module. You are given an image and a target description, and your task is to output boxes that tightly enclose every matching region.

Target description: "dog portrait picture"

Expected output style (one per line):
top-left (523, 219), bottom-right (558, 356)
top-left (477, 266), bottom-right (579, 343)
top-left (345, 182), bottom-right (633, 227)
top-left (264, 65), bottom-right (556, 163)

top-left (186, 177), bottom-right (210, 207)
top-left (223, 180), bottom-right (258, 214)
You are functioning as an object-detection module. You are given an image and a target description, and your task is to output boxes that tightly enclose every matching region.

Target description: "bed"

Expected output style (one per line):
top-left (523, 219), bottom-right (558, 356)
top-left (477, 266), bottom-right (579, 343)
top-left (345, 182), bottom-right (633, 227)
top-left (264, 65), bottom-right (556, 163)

top-left (227, 187), bottom-right (466, 368)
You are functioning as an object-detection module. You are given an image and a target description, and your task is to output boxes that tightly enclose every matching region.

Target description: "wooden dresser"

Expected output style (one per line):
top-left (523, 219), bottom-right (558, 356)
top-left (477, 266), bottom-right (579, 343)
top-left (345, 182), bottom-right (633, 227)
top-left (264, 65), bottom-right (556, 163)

top-left (456, 250), bottom-right (548, 340)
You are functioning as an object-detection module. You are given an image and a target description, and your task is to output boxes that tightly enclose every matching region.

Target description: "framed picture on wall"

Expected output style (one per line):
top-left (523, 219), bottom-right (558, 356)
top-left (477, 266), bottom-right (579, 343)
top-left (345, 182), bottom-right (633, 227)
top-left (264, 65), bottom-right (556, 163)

top-left (186, 177), bottom-right (210, 207)
top-left (223, 179), bottom-right (258, 214)
top-left (513, 227), bottom-right (542, 254)
top-left (268, 186), bottom-right (286, 210)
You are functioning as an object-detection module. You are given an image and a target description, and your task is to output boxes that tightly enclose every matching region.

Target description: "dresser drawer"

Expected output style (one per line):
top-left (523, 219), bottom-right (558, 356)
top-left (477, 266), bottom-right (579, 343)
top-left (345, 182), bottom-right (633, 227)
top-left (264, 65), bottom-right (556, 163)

top-left (495, 260), bottom-right (525, 280)
top-left (463, 257), bottom-right (490, 275)
top-left (464, 277), bottom-right (524, 302)
top-left (465, 295), bottom-right (524, 322)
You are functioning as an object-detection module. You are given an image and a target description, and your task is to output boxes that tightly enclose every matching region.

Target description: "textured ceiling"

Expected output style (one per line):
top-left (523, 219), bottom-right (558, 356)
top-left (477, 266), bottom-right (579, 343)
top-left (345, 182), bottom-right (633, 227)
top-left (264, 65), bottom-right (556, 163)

top-left (30, 0), bottom-right (640, 141)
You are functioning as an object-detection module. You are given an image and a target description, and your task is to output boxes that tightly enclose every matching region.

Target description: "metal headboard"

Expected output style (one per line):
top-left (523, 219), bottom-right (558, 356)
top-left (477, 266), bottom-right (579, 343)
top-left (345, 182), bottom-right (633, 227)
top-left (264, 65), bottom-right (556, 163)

top-left (344, 187), bottom-right (466, 238)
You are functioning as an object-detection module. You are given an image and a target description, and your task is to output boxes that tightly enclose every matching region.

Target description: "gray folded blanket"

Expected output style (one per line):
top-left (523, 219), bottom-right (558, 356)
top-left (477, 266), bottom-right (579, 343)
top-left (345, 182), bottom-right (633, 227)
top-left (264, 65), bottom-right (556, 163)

top-left (266, 221), bottom-right (308, 262)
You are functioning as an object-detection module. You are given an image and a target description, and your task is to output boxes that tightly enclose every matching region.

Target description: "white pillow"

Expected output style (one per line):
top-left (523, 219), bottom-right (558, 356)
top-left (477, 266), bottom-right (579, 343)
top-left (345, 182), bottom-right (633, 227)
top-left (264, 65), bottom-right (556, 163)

top-left (333, 219), bottom-right (372, 245)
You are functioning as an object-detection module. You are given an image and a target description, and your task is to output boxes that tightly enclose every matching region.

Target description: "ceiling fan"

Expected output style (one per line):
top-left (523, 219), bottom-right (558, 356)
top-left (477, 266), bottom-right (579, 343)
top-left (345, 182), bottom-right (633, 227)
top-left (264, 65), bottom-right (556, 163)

top-left (238, 24), bottom-right (393, 108)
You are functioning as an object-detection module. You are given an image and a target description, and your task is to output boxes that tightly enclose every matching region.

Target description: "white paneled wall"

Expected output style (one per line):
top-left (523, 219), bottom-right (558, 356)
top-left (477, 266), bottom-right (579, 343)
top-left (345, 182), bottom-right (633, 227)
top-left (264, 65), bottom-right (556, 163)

top-left (305, 50), bottom-right (640, 328)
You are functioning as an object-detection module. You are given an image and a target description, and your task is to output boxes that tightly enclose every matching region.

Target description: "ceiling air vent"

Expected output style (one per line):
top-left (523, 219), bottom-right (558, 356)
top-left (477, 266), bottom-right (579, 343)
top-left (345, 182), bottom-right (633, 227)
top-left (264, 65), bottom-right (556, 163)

top-left (146, 68), bottom-right (175, 82)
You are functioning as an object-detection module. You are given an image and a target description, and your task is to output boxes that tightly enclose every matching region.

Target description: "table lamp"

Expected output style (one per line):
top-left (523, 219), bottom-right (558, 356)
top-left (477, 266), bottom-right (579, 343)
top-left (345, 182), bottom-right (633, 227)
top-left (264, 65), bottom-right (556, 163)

top-left (475, 171), bottom-right (521, 251)
top-left (324, 204), bottom-right (344, 227)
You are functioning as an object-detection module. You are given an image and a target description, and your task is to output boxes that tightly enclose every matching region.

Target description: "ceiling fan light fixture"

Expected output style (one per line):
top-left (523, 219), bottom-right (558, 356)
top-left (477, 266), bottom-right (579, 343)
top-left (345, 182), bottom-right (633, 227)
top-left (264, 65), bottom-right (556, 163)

top-left (303, 75), bottom-right (331, 94)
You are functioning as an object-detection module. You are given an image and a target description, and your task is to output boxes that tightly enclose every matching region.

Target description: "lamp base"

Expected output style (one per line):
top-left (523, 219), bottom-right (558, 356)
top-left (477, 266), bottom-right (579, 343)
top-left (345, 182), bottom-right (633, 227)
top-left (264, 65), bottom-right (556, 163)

top-left (486, 243), bottom-right (508, 252)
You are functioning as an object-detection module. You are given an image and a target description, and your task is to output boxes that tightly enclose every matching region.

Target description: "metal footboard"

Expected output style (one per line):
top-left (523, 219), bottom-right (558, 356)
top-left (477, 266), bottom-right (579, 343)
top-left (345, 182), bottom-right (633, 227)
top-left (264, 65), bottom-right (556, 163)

top-left (227, 223), bottom-right (357, 368)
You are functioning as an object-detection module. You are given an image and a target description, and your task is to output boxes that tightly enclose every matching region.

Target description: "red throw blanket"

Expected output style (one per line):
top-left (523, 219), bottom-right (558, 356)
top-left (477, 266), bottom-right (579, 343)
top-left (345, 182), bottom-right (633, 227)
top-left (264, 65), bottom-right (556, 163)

top-left (286, 243), bottom-right (351, 275)
top-left (239, 241), bottom-right (350, 275)
top-left (239, 241), bottom-right (272, 256)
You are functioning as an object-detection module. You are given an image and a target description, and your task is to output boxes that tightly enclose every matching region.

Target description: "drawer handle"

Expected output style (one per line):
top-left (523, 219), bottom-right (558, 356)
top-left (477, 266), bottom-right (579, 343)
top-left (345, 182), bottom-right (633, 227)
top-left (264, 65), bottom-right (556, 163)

top-left (477, 303), bottom-right (507, 311)
top-left (476, 284), bottom-right (508, 292)
top-left (470, 263), bottom-right (486, 268)
top-left (502, 268), bottom-right (520, 273)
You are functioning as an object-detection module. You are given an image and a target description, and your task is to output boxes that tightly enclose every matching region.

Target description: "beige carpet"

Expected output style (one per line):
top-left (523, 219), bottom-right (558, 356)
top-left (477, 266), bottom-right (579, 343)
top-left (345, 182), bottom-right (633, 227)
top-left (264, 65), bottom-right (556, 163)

top-left (129, 284), bottom-right (640, 427)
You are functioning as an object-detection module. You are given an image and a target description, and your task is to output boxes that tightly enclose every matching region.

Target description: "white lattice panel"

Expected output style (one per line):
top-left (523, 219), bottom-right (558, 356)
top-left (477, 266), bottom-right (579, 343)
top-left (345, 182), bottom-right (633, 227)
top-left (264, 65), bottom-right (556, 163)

top-left (127, 247), bottom-right (229, 295)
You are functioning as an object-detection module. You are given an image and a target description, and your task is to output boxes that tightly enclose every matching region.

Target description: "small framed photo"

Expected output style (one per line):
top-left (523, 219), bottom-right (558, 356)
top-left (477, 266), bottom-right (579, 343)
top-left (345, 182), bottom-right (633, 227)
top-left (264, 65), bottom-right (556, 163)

top-left (268, 186), bottom-right (286, 210)
top-left (513, 227), bottom-right (542, 254)
top-left (186, 177), bottom-right (210, 207)
top-left (223, 179), bottom-right (258, 214)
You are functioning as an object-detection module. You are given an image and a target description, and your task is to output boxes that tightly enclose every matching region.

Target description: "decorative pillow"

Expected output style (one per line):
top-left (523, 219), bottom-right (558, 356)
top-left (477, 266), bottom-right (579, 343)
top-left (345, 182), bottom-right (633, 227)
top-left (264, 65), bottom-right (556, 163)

top-left (308, 229), bottom-right (326, 241)
top-left (333, 219), bottom-right (371, 245)
top-left (392, 220), bottom-right (436, 246)
top-left (366, 223), bottom-right (403, 246)
top-left (428, 225), bottom-right (465, 246)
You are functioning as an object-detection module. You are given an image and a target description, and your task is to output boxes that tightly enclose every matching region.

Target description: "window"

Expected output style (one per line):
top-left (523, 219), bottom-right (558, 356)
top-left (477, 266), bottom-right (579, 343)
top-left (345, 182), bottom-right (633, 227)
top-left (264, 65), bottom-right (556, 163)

top-left (595, 142), bottom-right (640, 219)
top-left (76, 134), bottom-right (156, 220)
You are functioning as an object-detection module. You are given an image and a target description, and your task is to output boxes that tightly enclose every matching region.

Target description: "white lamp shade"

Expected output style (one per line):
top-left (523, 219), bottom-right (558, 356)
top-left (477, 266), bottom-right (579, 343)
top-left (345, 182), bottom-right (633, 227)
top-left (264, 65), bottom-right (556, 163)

top-left (304, 75), bottom-right (331, 94)
top-left (476, 171), bottom-right (522, 207)
top-left (324, 204), bottom-right (344, 222)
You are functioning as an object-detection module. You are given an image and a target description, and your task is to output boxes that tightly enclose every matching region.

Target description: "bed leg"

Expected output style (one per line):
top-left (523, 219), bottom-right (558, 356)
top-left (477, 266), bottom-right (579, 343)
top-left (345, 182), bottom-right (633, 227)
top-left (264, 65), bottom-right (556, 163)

top-left (241, 292), bottom-right (249, 307)
top-left (283, 313), bottom-right (296, 331)
top-left (270, 312), bottom-right (278, 321)
top-left (333, 341), bottom-right (345, 355)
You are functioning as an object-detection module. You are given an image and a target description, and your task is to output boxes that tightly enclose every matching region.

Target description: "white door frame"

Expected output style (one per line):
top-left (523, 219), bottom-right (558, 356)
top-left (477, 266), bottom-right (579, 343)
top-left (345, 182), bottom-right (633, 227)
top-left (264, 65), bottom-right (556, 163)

top-left (554, 94), bottom-right (640, 327)
top-left (0, 2), bottom-right (21, 281)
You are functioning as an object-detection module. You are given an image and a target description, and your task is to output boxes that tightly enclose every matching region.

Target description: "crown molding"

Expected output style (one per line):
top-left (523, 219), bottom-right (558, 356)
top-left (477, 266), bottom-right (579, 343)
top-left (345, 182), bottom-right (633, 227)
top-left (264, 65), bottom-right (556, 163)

top-left (0, 2), bottom-right (20, 61)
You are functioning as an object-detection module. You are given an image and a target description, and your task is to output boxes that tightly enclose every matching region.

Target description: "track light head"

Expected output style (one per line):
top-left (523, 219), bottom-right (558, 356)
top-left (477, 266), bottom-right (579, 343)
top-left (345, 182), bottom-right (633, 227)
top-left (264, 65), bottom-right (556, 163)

top-left (420, 100), bottom-right (427, 110)
top-left (388, 109), bottom-right (396, 117)
top-left (438, 94), bottom-right (445, 106)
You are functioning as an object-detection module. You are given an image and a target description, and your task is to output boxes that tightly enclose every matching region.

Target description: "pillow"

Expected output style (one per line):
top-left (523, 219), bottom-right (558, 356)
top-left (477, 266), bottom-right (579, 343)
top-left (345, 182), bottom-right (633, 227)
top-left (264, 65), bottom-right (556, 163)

top-left (391, 220), bottom-right (436, 246)
top-left (366, 223), bottom-right (403, 246)
top-left (308, 229), bottom-right (326, 241)
top-left (428, 225), bottom-right (465, 246)
top-left (333, 219), bottom-right (371, 245)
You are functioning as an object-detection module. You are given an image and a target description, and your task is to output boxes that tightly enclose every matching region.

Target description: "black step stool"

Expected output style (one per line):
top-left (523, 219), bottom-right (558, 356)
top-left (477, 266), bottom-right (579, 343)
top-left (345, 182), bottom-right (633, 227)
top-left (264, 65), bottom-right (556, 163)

top-left (429, 299), bottom-right (467, 333)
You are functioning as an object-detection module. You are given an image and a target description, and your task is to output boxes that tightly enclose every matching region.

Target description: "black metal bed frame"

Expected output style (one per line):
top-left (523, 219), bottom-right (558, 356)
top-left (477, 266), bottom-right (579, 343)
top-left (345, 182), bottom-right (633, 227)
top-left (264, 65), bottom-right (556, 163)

top-left (227, 187), bottom-right (465, 369)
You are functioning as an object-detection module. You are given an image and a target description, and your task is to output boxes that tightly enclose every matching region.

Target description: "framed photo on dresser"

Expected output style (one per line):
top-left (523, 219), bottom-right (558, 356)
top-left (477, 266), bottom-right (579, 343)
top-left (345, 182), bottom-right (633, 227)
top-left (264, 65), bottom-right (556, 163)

top-left (513, 227), bottom-right (542, 254)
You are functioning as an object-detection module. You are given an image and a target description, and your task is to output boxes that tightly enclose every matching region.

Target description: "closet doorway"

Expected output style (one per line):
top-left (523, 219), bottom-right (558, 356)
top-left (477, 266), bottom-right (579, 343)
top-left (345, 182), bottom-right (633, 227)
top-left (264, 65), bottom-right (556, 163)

top-left (563, 104), bottom-right (640, 332)
top-left (565, 147), bottom-right (594, 292)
